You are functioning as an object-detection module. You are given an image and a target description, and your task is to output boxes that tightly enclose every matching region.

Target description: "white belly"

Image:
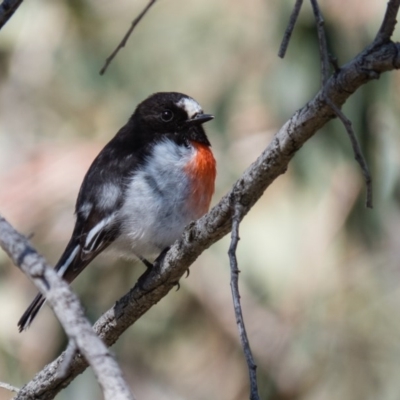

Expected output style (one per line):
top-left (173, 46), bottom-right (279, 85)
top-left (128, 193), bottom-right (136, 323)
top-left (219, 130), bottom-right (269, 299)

top-left (112, 139), bottom-right (197, 259)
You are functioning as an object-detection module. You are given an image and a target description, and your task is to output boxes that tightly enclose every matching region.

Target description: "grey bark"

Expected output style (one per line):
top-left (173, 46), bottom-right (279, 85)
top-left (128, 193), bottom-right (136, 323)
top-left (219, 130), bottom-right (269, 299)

top-left (0, 217), bottom-right (135, 400)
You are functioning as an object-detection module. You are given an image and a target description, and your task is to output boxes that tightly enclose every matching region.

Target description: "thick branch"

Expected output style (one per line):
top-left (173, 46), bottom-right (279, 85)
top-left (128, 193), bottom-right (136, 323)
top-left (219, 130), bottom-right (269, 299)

top-left (15, 38), bottom-right (400, 400)
top-left (0, 216), bottom-right (134, 400)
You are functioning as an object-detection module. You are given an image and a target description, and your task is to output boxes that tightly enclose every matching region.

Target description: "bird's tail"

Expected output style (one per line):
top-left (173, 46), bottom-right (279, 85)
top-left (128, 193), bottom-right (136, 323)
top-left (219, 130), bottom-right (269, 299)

top-left (18, 230), bottom-right (111, 331)
top-left (17, 239), bottom-right (81, 332)
top-left (17, 293), bottom-right (46, 332)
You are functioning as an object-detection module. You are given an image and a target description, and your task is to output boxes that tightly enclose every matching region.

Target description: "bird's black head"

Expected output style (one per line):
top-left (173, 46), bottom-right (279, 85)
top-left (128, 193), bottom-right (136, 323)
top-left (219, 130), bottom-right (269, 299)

top-left (132, 92), bottom-right (214, 146)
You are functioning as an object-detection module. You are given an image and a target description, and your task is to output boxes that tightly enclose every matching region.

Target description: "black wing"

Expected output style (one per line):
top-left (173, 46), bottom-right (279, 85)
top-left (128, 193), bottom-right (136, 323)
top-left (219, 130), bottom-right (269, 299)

top-left (18, 123), bottom-right (149, 331)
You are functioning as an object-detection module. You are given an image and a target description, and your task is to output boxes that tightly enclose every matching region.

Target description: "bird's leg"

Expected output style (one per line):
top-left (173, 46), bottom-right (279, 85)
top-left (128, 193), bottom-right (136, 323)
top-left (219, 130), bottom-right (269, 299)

top-left (138, 256), bottom-right (153, 269)
top-left (153, 246), bottom-right (170, 268)
top-left (137, 247), bottom-right (170, 290)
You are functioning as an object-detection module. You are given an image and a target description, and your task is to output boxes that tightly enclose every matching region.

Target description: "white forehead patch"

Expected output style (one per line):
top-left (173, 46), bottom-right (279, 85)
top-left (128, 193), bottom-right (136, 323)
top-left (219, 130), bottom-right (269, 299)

top-left (177, 97), bottom-right (203, 119)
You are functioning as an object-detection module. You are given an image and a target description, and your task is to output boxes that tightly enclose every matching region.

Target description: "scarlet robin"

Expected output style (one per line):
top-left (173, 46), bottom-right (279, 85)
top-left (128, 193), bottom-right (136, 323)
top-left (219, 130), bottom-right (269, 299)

top-left (18, 92), bottom-right (216, 331)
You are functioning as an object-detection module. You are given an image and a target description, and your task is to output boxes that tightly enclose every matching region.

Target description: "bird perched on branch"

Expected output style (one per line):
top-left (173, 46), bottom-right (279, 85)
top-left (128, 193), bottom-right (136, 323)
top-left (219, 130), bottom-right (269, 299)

top-left (18, 92), bottom-right (216, 331)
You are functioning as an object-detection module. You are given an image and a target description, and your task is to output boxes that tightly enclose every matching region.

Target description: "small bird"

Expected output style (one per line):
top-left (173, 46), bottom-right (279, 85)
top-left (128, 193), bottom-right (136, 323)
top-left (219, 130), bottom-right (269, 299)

top-left (18, 92), bottom-right (216, 331)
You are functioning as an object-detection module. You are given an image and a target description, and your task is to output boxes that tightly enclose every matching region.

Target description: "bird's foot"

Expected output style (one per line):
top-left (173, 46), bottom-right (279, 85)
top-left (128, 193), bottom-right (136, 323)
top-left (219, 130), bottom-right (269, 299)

top-left (138, 256), bottom-right (153, 269)
top-left (137, 247), bottom-right (170, 291)
top-left (172, 268), bottom-right (189, 291)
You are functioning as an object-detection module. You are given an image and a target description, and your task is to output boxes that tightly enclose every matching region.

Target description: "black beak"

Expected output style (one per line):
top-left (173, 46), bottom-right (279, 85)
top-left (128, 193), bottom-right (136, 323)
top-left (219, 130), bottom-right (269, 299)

top-left (186, 113), bottom-right (214, 125)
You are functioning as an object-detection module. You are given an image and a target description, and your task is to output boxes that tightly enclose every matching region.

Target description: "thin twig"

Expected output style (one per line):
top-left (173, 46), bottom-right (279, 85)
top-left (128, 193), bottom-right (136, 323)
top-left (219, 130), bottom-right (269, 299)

top-left (57, 340), bottom-right (78, 379)
top-left (99, 0), bottom-right (158, 75)
top-left (375, 0), bottom-right (400, 44)
top-left (278, 0), bottom-right (304, 58)
top-left (329, 54), bottom-right (340, 73)
top-left (309, 0), bottom-right (373, 207)
top-left (325, 96), bottom-right (373, 208)
top-left (0, 0), bottom-right (23, 30)
top-left (310, 0), bottom-right (330, 85)
top-left (0, 382), bottom-right (19, 393)
top-left (228, 200), bottom-right (259, 400)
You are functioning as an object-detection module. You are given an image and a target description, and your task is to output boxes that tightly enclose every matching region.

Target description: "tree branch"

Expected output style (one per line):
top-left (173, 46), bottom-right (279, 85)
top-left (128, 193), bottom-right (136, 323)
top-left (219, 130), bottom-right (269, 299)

top-left (278, 0), bottom-right (304, 58)
top-left (56, 340), bottom-right (78, 379)
top-left (0, 382), bottom-right (19, 394)
top-left (0, 0), bottom-right (23, 30)
top-left (324, 96), bottom-right (373, 208)
top-left (375, 0), bottom-right (400, 44)
top-left (99, 0), bottom-right (158, 75)
top-left (14, 36), bottom-right (400, 400)
top-left (309, 0), bottom-right (373, 208)
top-left (228, 201), bottom-right (259, 400)
top-left (0, 216), bottom-right (134, 400)
top-left (310, 0), bottom-right (330, 85)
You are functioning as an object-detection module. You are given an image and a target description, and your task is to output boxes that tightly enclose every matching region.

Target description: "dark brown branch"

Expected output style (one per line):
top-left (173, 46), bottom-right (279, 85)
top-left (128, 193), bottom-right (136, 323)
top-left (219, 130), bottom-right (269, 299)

top-left (99, 0), bottom-right (158, 75)
top-left (15, 39), bottom-right (400, 400)
top-left (375, 0), bottom-right (400, 44)
top-left (0, 216), bottom-right (134, 400)
top-left (228, 201), bottom-right (259, 400)
top-left (278, 0), bottom-right (304, 58)
top-left (0, 0), bottom-right (23, 30)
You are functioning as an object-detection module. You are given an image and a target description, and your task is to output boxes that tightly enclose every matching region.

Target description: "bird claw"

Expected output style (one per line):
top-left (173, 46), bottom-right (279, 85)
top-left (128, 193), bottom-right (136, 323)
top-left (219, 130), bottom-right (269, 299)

top-left (137, 247), bottom-right (170, 290)
top-left (172, 269), bottom-right (190, 291)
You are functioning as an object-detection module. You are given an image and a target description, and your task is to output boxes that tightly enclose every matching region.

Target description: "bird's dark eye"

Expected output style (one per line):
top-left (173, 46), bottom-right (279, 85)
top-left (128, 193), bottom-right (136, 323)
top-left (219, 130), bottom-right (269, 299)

top-left (161, 109), bottom-right (174, 122)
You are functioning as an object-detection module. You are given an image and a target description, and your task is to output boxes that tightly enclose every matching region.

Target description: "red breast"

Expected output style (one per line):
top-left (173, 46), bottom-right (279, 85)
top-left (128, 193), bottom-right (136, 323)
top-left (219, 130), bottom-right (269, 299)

top-left (185, 141), bottom-right (216, 218)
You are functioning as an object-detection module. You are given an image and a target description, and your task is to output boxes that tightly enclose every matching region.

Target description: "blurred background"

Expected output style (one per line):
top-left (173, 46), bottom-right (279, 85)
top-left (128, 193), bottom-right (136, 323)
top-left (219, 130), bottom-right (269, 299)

top-left (0, 0), bottom-right (399, 399)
